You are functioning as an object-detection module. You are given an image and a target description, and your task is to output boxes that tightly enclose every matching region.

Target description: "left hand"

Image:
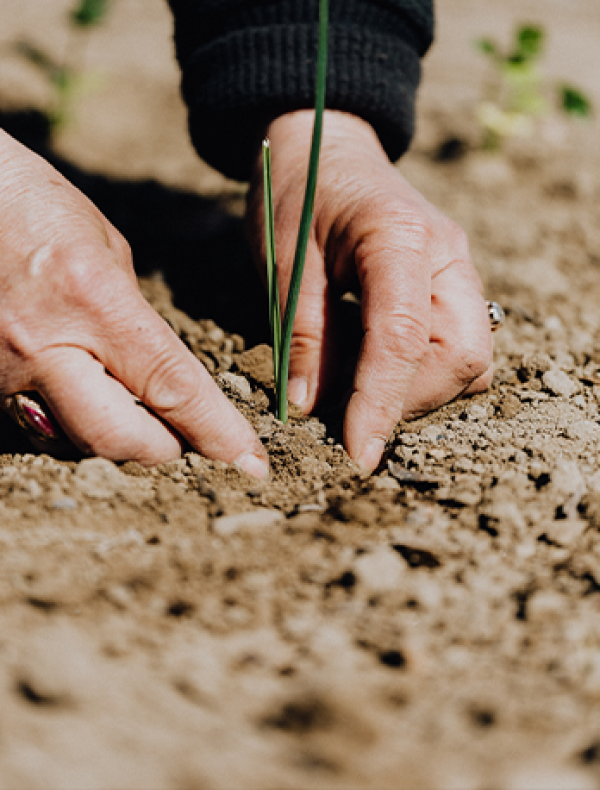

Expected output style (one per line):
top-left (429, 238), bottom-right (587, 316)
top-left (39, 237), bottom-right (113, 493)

top-left (246, 110), bottom-right (493, 473)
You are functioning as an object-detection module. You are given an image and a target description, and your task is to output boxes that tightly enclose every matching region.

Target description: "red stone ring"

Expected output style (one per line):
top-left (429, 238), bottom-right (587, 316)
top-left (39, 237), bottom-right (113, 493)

top-left (2, 392), bottom-right (62, 442)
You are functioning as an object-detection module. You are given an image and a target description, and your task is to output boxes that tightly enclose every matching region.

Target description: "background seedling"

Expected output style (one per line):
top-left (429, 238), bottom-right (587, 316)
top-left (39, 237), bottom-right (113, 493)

top-left (12, 0), bottom-right (111, 132)
top-left (476, 24), bottom-right (592, 150)
top-left (263, 0), bottom-right (328, 423)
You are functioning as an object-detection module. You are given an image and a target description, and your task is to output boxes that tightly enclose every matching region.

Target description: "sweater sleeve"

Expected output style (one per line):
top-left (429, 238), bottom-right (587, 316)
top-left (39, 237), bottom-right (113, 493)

top-left (168, 0), bottom-right (434, 181)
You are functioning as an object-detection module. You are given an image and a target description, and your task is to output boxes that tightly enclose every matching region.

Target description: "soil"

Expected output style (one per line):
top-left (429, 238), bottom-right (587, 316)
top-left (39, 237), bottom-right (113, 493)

top-left (1, 1), bottom-right (600, 788)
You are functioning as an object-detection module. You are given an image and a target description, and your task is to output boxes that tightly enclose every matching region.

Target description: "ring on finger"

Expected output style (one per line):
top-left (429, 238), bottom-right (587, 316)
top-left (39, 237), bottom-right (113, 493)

top-left (3, 392), bottom-right (61, 442)
top-left (486, 300), bottom-right (505, 332)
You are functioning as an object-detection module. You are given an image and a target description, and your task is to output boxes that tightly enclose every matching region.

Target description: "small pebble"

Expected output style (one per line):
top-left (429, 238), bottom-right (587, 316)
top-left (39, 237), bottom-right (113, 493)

top-left (442, 478), bottom-right (481, 507)
top-left (338, 499), bottom-right (379, 526)
top-left (542, 369), bottom-right (578, 398)
top-left (74, 458), bottom-right (129, 500)
top-left (505, 765), bottom-right (596, 790)
top-left (552, 350), bottom-right (576, 372)
top-left (371, 476), bottom-right (401, 492)
top-left (485, 501), bottom-right (526, 534)
top-left (520, 352), bottom-right (553, 379)
top-left (550, 458), bottom-right (585, 499)
top-left (544, 315), bottom-right (564, 334)
top-left (354, 546), bottom-right (406, 594)
top-left (544, 519), bottom-right (587, 547)
top-left (212, 508), bottom-right (284, 537)
top-left (51, 496), bottom-right (77, 511)
top-left (15, 623), bottom-right (101, 707)
top-left (526, 590), bottom-right (567, 621)
top-left (420, 425), bottom-right (443, 442)
top-left (22, 478), bottom-right (43, 500)
top-left (566, 420), bottom-right (600, 441)
top-left (468, 404), bottom-right (489, 422)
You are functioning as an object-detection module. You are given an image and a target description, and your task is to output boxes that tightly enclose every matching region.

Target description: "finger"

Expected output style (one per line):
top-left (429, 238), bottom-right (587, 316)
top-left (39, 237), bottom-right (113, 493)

top-left (401, 261), bottom-right (494, 420)
top-left (285, 239), bottom-right (334, 411)
top-left (33, 347), bottom-right (184, 466)
top-left (91, 276), bottom-right (269, 477)
top-left (344, 239), bottom-right (432, 473)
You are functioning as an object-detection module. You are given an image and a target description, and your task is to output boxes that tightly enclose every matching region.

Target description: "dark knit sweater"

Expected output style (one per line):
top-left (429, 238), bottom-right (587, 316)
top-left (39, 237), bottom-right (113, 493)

top-left (168, 0), bottom-right (434, 181)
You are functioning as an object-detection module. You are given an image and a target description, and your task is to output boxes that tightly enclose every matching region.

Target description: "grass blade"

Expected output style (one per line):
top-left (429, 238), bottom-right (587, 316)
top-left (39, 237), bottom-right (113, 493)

top-left (277, 0), bottom-right (328, 422)
top-left (262, 138), bottom-right (281, 390)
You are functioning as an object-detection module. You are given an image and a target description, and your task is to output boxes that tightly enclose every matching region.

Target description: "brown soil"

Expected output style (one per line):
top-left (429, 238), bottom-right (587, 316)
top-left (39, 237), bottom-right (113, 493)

top-left (1, 1), bottom-right (600, 787)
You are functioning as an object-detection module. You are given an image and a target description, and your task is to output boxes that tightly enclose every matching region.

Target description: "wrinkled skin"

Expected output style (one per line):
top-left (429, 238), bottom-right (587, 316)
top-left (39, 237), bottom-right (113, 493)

top-left (0, 109), bottom-right (492, 476)
top-left (0, 130), bottom-right (268, 477)
top-left (247, 110), bottom-right (493, 471)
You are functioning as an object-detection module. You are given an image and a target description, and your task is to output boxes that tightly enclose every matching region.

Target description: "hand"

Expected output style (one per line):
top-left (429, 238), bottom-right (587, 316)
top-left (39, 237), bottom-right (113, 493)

top-left (0, 131), bottom-right (268, 477)
top-left (247, 110), bottom-right (493, 473)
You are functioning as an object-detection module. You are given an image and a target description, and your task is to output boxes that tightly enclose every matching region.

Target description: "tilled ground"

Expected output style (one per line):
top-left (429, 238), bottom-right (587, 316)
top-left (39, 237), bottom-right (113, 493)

top-left (2, 0), bottom-right (600, 787)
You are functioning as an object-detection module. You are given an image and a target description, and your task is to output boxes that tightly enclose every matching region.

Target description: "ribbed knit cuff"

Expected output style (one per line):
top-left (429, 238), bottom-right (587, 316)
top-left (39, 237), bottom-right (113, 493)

top-left (180, 22), bottom-right (422, 181)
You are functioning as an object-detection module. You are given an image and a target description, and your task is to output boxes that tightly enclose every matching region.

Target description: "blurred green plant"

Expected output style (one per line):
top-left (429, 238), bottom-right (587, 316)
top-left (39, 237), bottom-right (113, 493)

top-left (71, 0), bottom-right (110, 27)
top-left (12, 0), bottom-right (111, 131)
top-left (475, 24), bottom-right (592, 150)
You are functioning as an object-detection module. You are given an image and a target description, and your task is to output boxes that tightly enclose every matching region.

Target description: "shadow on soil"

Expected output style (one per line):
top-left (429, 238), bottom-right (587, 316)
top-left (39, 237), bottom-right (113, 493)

top-left (1, 109), bottom-right (270, 345)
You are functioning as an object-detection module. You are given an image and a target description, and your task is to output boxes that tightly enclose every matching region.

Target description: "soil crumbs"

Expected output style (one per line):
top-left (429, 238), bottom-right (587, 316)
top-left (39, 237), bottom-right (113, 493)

top-left (2, 1), bottom-right (600, 788)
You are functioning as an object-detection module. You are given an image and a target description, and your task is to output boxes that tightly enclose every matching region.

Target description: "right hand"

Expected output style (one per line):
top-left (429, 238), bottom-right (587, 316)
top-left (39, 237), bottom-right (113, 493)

top-left (0, 130), bottom-right (268, 477)
top-left (246, 110), bottom-right (493, 474)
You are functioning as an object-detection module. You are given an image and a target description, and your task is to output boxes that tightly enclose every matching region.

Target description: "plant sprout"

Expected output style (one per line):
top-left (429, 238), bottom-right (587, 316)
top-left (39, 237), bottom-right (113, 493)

top-left (475, 24), bottom-right (592, 150)
top-left (13, 0), bottom-right (111, 131)
top-left (263, 0), bottom-right (328, 423)
top-left (262, 139), bottom-right (281, 392)
top-left (71, 0), bottom-right (110, 27)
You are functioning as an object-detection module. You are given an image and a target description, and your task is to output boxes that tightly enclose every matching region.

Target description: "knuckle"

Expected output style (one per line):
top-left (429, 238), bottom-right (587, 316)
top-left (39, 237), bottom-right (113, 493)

top-left (393, 209), bottom-right (437, 256)
top-left (107, 229), bottom-right (133, 267)
top-left (390, 205), bottom-right (437, 254)
top-left (55, 243), bottom-right (115, 311)
top-left (355, 202), bottom-right (437, 268)
top-left (380, 314), bottom-right (430, 365)
top-left (290, 335), bottom-right (320, 360)
top-left (0, 306), bottom-right (33, 360)
top-left (140, 347), bottom-right (201, 416)
top-left (407, 213), bottom-right (436, 249)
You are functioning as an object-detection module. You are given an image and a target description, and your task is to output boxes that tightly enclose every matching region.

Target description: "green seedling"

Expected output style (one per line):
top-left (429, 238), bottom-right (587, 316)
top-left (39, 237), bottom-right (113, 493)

top-left (263, 0), bottom-right (328, 423)
top-left (475, 24), bottom-right (592, 150)
top-left (71, 0), bottom-right (110, 26)
top-left (262, 139), bottom-right (282, 392)
top-left (13, 0), bottom-right (111, 131)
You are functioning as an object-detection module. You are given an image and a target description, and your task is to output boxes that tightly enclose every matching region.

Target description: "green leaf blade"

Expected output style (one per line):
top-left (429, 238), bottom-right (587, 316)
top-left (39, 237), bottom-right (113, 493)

top-left (71, 0), bottom-right (110, 27)
top-left (262, 139), bottom-right (281, 392)
top-left (277, 0), bottom-right (328, 424)
top-left (560, 85), bottom-right (593, 118)
top-left (515, 25), bottom-right (544, 60)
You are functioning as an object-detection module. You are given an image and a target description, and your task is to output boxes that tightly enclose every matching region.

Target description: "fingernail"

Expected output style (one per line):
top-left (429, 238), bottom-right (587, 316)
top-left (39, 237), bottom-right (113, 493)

top-left (234, 451), bottom-right (270, 480)
top-left (288, 377), bottom-right (308, 408)
top-left (357, 437), bottom-right (385, 475)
